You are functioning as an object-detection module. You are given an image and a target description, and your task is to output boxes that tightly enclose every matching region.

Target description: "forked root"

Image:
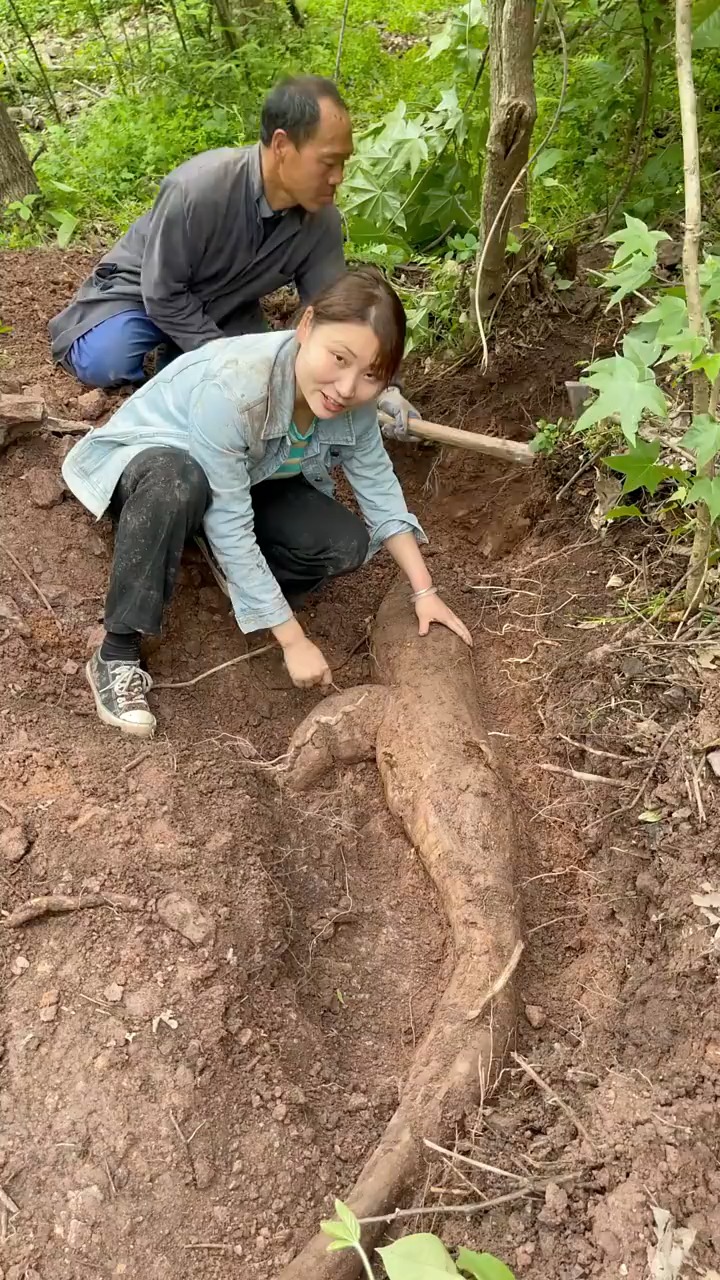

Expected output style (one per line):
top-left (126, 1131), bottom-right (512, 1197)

top-left (278, 581), bottom-right (522, 1280)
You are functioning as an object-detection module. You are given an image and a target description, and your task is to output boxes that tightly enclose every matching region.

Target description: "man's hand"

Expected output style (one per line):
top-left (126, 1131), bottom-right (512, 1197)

top-left (378, 386), bottom-right (421, 442)
top-left (282, 635), bottom-right (332, 689)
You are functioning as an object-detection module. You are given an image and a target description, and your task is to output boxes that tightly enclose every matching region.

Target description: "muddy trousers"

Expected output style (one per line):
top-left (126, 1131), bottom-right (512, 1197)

top-left (104, 446), bottom-right (370, 636)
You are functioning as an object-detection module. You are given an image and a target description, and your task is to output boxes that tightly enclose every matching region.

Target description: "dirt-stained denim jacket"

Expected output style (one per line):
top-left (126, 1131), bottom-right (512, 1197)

top-left (62, 329), bottom-right (425, 633)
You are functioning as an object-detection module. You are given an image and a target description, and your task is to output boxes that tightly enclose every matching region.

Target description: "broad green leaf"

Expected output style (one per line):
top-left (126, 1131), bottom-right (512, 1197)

top-left (320, 1219), bottom-right (354, 1244)
top-left (326, 1239), bottom-right (353, 1252)
top-left (574, 356), bottom-right (667, 444)
top-left (700, 255), bottom-right (720, 310)
top-left (378, 1233), bottom-right (459, 1279)
top-left (343, 170), bottom-right (407, 231)
top-left (622, 333), bottom-right (662, 371)
top-left (605, 504), bottom-right (644, 520)
top-left (605, 214), bottom-right (670, 265)
top-left (334, 1200), bottom-right (361, 1243)
top-left (51, 211), bottom-right (79, 249)
top-left (681, 414), bottom-right (720, 469)
top-left (657, 331), bottom-right (707, 364)
top-left (693, 0), bottom-right (720, 47)
top-left (456, 1246), bottom-right (516, 1280)
top-left (690, 352), bottom-right (720, 382)
top-left (425, 22), bottom-right (454, 59)
top-left (638, 295), bottom-right (689, 344)
top-left (687, 475), bottom-right (720, 523)
top-left (533, 148), bottom-right (564, 179)
top-left (604, 439), bottom-right (676, 495)
top-left (601, 253), bottom-right (655, 306)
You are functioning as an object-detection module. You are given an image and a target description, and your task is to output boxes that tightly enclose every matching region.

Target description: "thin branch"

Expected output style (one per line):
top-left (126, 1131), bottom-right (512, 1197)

top-left (512, 1052), bottom-right (596, 1148)
top-left (5, 0), bottom-right (62, 121)
top-left (334, 0), bottom-right (351, 80)
top-left (601, 0), bottom-right (654, 235)
top-left (153, 644), bottom-right (275, 689)
top-left (474, 0), bottom-right (569, 370)
top-left (358, 1171), bottom-right (581, 1224)
top-left (0, 539), bottom-right (61, 629)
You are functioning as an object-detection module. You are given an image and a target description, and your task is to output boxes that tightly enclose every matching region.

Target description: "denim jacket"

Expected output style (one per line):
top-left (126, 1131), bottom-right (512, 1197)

top-left (62, 329), bottom-right (425, 633)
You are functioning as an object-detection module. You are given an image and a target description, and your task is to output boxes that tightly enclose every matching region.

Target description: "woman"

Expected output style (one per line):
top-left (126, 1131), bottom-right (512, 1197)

top-left (62, 267), bottom-right (472, 738)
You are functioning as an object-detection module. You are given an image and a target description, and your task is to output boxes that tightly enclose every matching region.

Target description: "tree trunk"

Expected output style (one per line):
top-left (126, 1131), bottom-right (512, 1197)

top-left (0, 100), bottom-right (39, 206)
top-left (476, 0), bottom-right (537, 316)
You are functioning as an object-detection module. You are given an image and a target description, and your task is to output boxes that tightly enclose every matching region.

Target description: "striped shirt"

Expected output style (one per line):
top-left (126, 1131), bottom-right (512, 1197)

top-left (272, 419), bottom-right (315, 479)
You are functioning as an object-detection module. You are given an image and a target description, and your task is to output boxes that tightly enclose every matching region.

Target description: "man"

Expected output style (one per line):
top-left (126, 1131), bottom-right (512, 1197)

top-left (49, 74), bottom-right (416, 434)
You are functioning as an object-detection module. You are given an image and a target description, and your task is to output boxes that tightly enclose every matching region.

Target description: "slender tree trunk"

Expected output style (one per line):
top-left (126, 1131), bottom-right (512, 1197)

top-left (0, 100), bottom-right (39, 206)
top-left (676, 0), bottom-right (711, 610)
top-left (476, 0), bottom-right (537, 316)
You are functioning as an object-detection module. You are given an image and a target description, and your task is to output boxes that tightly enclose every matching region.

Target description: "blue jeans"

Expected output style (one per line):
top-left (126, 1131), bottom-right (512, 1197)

top-left (67, 310), bottom-right (179, 388)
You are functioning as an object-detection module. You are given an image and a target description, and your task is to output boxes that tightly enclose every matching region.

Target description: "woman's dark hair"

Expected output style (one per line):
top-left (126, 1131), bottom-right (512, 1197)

top-left (305, 267), bottom-right (407, 386)
top-left (261, 76), bottom-right (348, 149)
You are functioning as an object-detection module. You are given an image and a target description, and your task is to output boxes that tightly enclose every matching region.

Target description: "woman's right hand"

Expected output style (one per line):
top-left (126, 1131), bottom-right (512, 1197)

top-left (282, 634), bottom-right (332, 689)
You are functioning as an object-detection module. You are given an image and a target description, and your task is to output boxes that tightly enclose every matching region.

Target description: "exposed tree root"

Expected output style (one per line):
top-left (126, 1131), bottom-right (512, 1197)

top-left (278, 580), bottom-right (522, 1280)
top-left (2, 892), bottom-right (142, 929)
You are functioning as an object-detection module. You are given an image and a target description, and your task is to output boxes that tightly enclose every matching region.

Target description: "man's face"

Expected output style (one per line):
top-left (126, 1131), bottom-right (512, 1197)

top-left (274, 98), bottom-right (353, 212)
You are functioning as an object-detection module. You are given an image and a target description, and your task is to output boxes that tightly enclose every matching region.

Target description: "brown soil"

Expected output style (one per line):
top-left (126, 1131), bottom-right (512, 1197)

top-left (1, 248), bottom-right (719, 1280)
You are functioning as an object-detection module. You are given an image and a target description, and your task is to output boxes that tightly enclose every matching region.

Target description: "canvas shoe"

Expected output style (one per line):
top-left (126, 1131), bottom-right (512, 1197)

top-left (86, 648), bottom-right (156, 738)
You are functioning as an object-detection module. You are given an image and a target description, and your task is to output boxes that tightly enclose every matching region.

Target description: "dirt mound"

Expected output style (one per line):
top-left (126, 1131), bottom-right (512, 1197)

top-left (1, 249), bottom-right (719, 1279)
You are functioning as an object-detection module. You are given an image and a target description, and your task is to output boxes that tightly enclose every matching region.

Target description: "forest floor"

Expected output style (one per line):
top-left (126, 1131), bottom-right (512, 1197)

top-left (1, 250), bottom-right (719, 1280)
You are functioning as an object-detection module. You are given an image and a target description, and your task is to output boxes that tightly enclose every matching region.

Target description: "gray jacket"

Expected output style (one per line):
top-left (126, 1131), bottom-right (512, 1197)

top-left (48, 144), bottom-right (345, 363)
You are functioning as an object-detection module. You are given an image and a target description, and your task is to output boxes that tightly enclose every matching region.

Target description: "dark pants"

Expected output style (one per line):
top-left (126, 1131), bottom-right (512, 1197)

top-left (104, 447), bottom-right (370, 636)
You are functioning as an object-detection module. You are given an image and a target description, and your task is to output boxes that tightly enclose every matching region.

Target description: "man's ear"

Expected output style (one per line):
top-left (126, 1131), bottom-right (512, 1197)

top-left (270, 128), bottom-right (290, 161)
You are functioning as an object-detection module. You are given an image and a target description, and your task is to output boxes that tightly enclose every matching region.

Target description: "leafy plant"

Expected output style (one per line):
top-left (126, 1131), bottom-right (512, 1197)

top-left (320, 1199), bottom-right (515, 1280)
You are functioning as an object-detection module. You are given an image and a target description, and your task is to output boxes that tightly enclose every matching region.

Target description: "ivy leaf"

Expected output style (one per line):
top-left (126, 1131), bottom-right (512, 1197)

top-left (456, 1247), bottom-right (516, 1280)
top-left (378, 1233), bottom-right (459, 1279)
top-left (575, 356), bottom-right (667, 444)
top-left (681, 414), bottom-right (720, 470)
top-left (604, 439), bottom-right (676, 495)
top-left (686, 475), bottom-right (720, 523)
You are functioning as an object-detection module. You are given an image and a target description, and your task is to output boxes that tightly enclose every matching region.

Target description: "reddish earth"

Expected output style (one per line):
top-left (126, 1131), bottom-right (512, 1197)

top-left (1, 249), bottom-right (719, 1280)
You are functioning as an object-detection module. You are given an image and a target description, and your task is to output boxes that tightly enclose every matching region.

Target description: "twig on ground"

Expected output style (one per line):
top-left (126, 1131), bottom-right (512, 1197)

top-left (358, 1171), bottom-right (582, 1224)
top-left (182, 1242), bottom-right (234, 1251)
top-left (2, 892), bottom-right (142, 928)
top-left (589, 723), bottom-right (678, 831)
top-left (539, 763), bottom-right (633, 789)
top-left (104, 1157), bottom-right (117, 1197)
top-left (423, 1139), bottom-right (528, 1183)
top-left (0, 539), bottom-right (62, 628)
top-left (0, 1185), bottom-right (19, 1216)
top-left (154, 644), bottom-right (275, 689)
top-left (692, 755), bottom-right (707, 826)
top-left (0, 800), bottom-right (17, 820)
top-left (121, 749), bottom-right (153, 774)
top-left (558, 734), bottom-right (644, 763)
top-left (512, 1052), bottom-right (596, 1149)
top-left (555, 442), bottom-right (610, 502)
top-left (465, 939), bottom-right (524, 1021)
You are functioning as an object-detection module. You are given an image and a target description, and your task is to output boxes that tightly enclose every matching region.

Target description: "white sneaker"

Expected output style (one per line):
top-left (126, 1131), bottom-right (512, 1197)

top-left (86, 649), bottom-right (156, 738)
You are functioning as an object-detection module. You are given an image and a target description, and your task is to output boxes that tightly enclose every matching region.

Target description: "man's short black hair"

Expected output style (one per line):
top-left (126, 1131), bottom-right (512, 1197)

top-left (260, 75), bottom-right (348, 148)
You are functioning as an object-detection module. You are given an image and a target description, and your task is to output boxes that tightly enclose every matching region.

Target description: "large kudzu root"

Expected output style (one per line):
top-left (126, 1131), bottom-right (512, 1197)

top-left (278, 580), bottom-right (522, 1280)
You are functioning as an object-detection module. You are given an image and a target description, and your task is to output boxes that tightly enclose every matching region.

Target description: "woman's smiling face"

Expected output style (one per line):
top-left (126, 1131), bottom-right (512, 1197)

top-left (294, 312), bottom-right (386, 419)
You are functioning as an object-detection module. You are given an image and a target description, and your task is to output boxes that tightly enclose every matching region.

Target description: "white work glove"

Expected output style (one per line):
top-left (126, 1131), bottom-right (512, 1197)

top-left (377, 386), bottom-right (421, 442)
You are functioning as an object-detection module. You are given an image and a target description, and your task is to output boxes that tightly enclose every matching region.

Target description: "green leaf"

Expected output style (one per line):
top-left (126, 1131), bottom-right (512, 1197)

top-left (456, 1246), bottom-right (516, 1279)
top-left (605, 214), bottom-right (670, 264)
top-left (425, 21), bottom-right (454, 59)
top-left (533, 148), bottom-right (564, 179)
top-left (604, 439), bottom-right (676, 495)
top-left (681, 414), bottom-right (720, 469)
top-left (605, 504), bottom-right (644, 520)
top-left (622, 333), bottom-right (662, 371)
top-left (657, 329), bottom-right (707, 364)
top-left (691, 352), bottom-right (720, 382)
top-left (574, 356), bottom-right (667, 444)
top-left (639, 295), bottom-right (689, 344)
top-left (687, 475), bottom-right (720, 523)
top-left (378, 1233), bottom-right (459, 1279)
top-left (693, 0), bottom-right (720, 47)
top-left (334, 1200), bottom-right (361, 1243)
top-left (52, 211), bottom-right (79, 249)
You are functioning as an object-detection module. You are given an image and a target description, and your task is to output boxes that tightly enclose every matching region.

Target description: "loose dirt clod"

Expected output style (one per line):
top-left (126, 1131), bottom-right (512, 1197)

top-left (156, 891), bottom-right (214, 945)
top-left (279, 579), bottom-right (522, 1279)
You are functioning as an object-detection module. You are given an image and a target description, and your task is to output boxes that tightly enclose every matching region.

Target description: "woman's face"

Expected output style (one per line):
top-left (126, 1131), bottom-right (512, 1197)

top-left (294, 313), bottom-right (386, 419)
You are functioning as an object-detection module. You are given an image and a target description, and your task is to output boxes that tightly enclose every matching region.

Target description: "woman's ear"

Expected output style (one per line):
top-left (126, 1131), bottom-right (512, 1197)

top-left (296, 306), bottom-right (314, 344)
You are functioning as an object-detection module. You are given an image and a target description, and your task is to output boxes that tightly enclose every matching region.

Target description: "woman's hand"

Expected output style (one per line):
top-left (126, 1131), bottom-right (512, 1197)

top-left (282, 634), bottom-right (332, 688)
top-left (415, 592), bottom-right (473, 647)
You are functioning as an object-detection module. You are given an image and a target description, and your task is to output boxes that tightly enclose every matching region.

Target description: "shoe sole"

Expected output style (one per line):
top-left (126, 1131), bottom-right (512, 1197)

top-left (194, 535), bottom-right (231, 597)
top-left (85, 662), bottom-right (156, 738)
